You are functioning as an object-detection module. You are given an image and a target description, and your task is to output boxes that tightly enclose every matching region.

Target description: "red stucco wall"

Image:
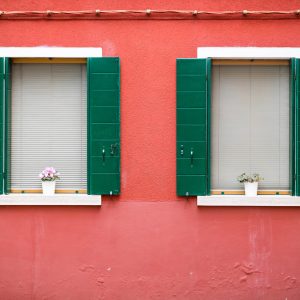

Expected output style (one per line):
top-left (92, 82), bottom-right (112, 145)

top-left (1, 1), bottom-right (300, 299)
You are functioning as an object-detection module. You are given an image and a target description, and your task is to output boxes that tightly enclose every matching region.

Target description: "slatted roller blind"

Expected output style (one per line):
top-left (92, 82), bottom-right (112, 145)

top-left (212, 65), bottom-right (289, 190)
top-left (11, 63), bottom-right (87, 190)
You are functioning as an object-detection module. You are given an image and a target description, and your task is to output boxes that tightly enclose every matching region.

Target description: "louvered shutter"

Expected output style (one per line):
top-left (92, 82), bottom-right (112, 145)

top-left (87, 57), bottom-right (120, 195)
top-left (176, 58), bottom-right (211, 196)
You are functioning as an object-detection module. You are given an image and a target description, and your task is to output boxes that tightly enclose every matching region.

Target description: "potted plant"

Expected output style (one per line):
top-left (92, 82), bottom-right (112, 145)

top-left (39, 167), bottom-right (60, 195)
top-left (237, 173), bottom-right (263, 196)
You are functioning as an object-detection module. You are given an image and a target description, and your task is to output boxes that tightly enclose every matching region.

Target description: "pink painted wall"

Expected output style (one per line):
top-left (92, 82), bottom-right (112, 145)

top-left (1, 1), bottom-right (300, 299)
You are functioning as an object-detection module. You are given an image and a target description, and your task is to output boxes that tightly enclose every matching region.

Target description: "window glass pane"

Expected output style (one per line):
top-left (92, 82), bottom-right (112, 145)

top-left (211, 65), bottom-right (289, 190)
top-left (11, 63), bottom-right (87, 190)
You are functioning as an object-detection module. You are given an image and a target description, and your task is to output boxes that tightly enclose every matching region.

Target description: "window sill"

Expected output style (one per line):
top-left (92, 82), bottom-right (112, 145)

top-left (197, 195), bottom-right (300, 207)
top-left (0, 194), bottom-right (101, 206)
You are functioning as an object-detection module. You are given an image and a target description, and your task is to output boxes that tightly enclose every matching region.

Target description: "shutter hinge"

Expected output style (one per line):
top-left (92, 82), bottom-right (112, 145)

top-left (2, 172), bottom-right (6, 180)
top-left (2, 74), bottom-right (5, 80)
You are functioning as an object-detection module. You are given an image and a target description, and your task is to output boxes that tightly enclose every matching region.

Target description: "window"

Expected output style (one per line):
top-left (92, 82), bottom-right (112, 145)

top-left (11, 62), bottom-right (87, 192)
top-left (0, 51), bottom-right (120, 197)
top-left (211, 64), bottom-right (289, 192)
top-left (176, 50), bottom-right (300, 200)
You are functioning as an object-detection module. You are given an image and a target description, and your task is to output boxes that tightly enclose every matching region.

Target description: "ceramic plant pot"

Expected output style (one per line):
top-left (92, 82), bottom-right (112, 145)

top-left (244, 182), bottom-right (258, 196)
top-left (42, 181), bottom-right (56, 195)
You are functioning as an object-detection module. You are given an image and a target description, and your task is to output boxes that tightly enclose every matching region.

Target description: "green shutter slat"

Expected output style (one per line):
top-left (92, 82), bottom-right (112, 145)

top-left (176, 58), bottom-right (211, 196)
top-left (177, 108), bottom-right (206, 125)
top-left (91, 107), bottom-right (119, 123)
top-left (90, 90), bottom-right (119, 106)
top-left (177, 59), bottom-right (207, 75)
top-left (177, 75), bottom-right (206, 91)
top-left (91, 124), bottom-right (119, 140)
top-left (177, 176), bottom-right (207, 196)
top-left (89, 58), bottom-right (119, 73)
top-left (177, 158), bottom-right (206, 175)
top-left (90, 74), bottom-right (120, 90)
top-left (91, 157), bottom-right (120, 173)
top-left (177, 91), bottom-right (207, 108)
top-left (177, 124), bottom-right (206, 141)
top-left (88, 57), bottom-right (120, 195)
top-left (90, 174), bottom-right (120, 195)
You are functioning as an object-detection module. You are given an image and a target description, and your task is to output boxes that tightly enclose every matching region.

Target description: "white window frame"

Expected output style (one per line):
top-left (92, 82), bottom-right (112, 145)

top-left (0, 47), bottom-right (102, 205)
top-left (197, 47), bottom-right (300, 59)
top-left (197, 47), bottom-right (300, 206)
top-left (0, 47), bottom-right (102, 58)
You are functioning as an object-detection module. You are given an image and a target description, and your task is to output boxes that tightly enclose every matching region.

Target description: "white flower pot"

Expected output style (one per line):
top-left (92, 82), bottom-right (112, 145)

top-left (42, 181), bottom-right (56, 195)
top-left (244, 182), bottom-right (258, 196)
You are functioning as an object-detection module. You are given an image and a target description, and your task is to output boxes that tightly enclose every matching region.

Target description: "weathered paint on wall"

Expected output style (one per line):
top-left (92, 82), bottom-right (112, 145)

top-left (1, 0), bottom-right (300, 299)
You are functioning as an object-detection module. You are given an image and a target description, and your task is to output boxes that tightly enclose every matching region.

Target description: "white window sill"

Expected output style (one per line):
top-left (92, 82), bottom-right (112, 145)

top-left (197, 195), bottom-right (300, 207)
top-left (0, 194), bottom-right (101, 206)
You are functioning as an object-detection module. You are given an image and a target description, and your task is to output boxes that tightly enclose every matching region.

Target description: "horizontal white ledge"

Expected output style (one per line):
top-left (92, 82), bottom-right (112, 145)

top-left (0, 47), bottom-right (102, 57)
top-left (197, 47), bottom-right (300, 59)
top-left (197, 195), bottom-right (300, 207)
top-left (0, 194), bottom-right (101, 206)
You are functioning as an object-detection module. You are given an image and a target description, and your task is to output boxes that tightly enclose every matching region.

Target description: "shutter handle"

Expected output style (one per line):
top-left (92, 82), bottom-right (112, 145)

top-left (102, 146), bottom-right (105, 162)
top-left (190, 148), bottom-right (194, 166)
top-left (110, 143), bottom-right (117, 156)
top-left (180, 145), bottom-right (184, 156)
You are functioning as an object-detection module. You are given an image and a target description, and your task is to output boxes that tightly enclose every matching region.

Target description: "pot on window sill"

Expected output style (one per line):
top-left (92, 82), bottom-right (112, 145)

top-left (42, 181), bottom-right (56, 195)
top-left (244, 182), bottom-right (258, 196)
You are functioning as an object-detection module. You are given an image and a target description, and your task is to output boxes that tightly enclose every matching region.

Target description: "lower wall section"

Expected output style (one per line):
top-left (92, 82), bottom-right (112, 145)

top-left (0, 200), bottom-right (300, 299)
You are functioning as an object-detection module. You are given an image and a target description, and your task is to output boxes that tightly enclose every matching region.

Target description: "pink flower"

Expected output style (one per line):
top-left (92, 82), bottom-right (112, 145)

top-left (46, 167), bottom-right (56, 174)
top-left (39, 167), bottom-right (60, 181)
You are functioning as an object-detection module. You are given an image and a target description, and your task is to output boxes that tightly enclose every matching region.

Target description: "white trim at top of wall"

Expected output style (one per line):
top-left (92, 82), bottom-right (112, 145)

top-left (197, 47), bottom-right (300, 59)
top-left (0, 47), bottom-right (102, 57)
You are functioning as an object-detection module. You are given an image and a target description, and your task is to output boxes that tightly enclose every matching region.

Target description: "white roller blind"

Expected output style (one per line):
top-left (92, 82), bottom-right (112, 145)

top-left (11, 63), bottom-right (87, 190)
top-left (211, 65), bottom-right (289, 190)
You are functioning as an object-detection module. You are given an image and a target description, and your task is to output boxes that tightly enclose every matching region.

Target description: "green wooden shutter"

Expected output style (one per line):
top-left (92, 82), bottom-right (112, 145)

top-left (87, 57), bottom-right (120, 195)
top-left (0, 58), bottom-right (11, 194)
top-left (0, 58), bottom-right (4, 194)
top-left (291, 58), bottom-right (299, 195)
top-left (4, 58), bottom-right (11, 194)
top-left (176, 58), bottom-right (211, 196)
